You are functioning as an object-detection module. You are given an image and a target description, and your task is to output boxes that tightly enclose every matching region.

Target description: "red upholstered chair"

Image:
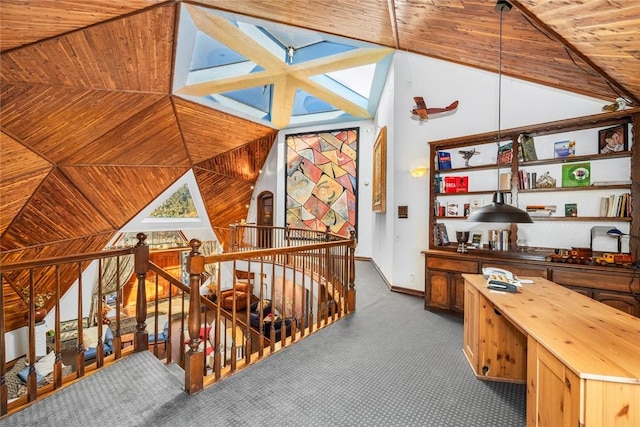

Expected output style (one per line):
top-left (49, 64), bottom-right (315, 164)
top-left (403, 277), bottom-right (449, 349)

top-left (219, 283), bottom-right (253, 310)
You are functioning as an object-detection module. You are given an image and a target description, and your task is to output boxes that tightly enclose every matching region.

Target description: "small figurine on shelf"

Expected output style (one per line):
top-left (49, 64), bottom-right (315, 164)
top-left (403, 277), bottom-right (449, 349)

top-left (458, 148), bottom-right (480, 166)
top-left (536, 172), bottom-right (556, 189)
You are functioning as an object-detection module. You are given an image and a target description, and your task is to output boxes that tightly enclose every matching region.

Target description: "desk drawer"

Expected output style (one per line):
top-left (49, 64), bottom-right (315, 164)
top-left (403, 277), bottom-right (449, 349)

top-left (551, 268), bottom-right (637, 293)
top-left (427, 257), bottom-right (478, 273)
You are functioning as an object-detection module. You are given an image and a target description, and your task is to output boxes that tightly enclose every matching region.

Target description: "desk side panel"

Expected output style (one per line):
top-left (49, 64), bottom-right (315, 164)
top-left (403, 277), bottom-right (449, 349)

top-left (478, 292), bottom-right (527, 382)
top-left (584, 380), bottom-right (639, 427)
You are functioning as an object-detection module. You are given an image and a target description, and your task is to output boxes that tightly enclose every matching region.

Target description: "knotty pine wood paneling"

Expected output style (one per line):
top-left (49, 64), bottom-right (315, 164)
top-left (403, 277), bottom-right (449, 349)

top-left (197, 0), bottom-right (397, 48)
top-left (0, 171), bottom-right (50, 237)
top-left (0, 132), bottom-right (52, 181)
top-left (63, 98), bottom-right (189, 166)
top-left (63, 165), bottom-right (188, 228)
top-left (0, 133), bottom-right (52, 234)
top-left (0, 3), bottom-right (175, 92)
top-left (0, 0), bottom-right (166, 52)
top-left (197, 134), bottom-right (276, 181)
top-left (0, 84), bottom-right (165, 164)
top-left (194, 170), bottom-right (255, 230)
top-left (174, 97), bottom-right (278, 163)
top-left (518, 0), bottom-right (640, 104)
top-left (1, 170), bottom-right (114, 251)
top-left (394, 0), bottom-right (619, 102)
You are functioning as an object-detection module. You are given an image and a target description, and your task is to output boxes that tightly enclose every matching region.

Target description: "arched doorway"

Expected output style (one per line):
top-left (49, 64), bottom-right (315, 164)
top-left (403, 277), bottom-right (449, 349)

top-left (257, 191), bottom-right (273, 248)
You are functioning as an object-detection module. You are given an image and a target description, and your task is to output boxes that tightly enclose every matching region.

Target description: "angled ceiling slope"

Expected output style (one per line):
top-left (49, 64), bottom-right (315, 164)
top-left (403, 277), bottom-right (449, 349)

top-left (173, 3), bottom-right (394, 129)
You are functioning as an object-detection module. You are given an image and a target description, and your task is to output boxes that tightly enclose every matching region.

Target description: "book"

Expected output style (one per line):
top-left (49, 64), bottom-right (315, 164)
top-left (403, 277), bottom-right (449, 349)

top-left (497, 142), bottom-right (513, 165)
top-left (599, 197), bottom-right (609, 217)
top-left (517, 134), bottom-right (538, 162)
top-left (447, 202), bottom-right (459, 216)
top-left (471, 232), bottom-right (482, 248)
top-left (562, 162), bottom-right (590, 187)
top-left (444, 176), bottom-right (468, 193)
top-left (437, 151), bottom-right (452, 170)
top-left (564, 203), bottom-right (577, 217)
top-left (499, 172), bottom-right (511, 190)
top-left (469, 198), bottom-right (484, 213)
top-left (434, 224), bottom-right (449, 246)
top-left (554, 140), bottom-right (575, 158)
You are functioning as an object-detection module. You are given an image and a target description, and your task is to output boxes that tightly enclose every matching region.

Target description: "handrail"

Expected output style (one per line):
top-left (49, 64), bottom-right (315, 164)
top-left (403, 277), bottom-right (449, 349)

top-left (1, 227), bottom-right (357, 414)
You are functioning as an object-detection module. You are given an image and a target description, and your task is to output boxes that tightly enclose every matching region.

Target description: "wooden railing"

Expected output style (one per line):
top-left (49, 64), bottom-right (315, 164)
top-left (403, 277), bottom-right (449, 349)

top-left (1, 226), bottom-right (356, 414)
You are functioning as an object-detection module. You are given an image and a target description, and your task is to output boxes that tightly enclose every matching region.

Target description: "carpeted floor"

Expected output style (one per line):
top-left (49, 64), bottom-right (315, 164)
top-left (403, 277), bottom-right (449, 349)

top-left (3, 260), bottom-right (525, 426)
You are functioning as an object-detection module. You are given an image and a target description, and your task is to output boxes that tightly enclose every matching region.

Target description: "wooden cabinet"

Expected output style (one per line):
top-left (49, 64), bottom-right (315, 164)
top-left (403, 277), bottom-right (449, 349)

top-left (527, 338), bottom-right (581, 427)
top-left (462, 283), bottom-right (478, 369)
top-left (463, 282), bottom-right (527, 382)
top-left (425, 256), bottom-right (478, 314)
top-left (424, 250), bottom-right (640, 318)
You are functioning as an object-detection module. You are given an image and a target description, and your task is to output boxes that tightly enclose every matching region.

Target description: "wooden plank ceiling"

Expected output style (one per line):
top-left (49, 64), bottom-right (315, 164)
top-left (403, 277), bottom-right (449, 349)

top-left (0, 0), bottom-right (638, 329)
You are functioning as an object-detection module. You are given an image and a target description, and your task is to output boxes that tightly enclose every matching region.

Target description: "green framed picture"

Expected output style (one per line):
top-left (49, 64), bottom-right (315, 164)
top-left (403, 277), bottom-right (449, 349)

top-left (562, 162), bottom-right (590, 187)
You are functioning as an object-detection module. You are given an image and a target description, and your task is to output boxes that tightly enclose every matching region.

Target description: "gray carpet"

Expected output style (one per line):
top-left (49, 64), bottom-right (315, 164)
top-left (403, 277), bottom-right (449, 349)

top-left (3, 260), bottom-right (525, 426)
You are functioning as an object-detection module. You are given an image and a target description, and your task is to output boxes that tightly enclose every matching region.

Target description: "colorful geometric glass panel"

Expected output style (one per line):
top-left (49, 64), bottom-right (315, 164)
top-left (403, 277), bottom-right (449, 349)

top-left (285, 128), bottom-right (358, 237)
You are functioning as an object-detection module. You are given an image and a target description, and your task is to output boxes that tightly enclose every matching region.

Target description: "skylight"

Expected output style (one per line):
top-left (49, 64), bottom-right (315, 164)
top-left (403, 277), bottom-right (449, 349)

top-left (173, 4), bottom-right (394, 129)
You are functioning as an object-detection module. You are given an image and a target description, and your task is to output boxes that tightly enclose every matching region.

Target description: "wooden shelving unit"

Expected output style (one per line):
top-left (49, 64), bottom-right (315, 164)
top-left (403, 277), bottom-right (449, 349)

top-left (423, 109), bottom-right (640, 318)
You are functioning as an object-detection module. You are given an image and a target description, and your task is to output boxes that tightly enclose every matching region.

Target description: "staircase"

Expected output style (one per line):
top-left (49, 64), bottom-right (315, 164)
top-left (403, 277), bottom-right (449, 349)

top-left (2, 352), bottom-right (185, 426)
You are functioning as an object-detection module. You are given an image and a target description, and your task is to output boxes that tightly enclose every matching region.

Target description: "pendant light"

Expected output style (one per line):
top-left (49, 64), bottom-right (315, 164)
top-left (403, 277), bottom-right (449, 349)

top-left (467, 0), bottom-right (533, 224)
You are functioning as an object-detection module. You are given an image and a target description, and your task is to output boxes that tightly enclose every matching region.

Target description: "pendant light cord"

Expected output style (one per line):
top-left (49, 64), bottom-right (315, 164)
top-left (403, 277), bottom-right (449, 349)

top-left (498, 7), bottom-right (503, 145)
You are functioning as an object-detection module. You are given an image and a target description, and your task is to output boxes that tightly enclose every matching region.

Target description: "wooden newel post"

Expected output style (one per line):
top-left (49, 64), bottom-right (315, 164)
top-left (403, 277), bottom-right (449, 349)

top-left (185, 238), bottom-right (204, 394)
top-left (347, 230), bottom-right (357, 313)
top-left (134, 233), bottom-right (149, 352)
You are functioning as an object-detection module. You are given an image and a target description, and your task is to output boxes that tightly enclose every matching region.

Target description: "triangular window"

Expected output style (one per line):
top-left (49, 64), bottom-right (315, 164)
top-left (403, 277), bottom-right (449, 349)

top-left (149, 184), bottom-right (199, 218)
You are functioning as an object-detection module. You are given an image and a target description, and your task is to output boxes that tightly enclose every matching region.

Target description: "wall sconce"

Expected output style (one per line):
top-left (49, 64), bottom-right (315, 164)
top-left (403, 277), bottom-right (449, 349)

top-left (409, 166), bottom-right (428, 178)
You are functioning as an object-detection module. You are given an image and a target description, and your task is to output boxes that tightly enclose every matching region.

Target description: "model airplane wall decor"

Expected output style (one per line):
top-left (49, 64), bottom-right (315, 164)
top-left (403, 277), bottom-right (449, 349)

top-left (459, 148), bottom-right (480, 166)
top-left (411, 97), bottom-right (459, 121)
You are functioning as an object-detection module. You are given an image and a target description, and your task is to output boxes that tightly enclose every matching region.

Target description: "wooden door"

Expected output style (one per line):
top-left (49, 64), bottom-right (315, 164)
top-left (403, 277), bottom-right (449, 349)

top-left (257, 191), bottom-right (273, 248)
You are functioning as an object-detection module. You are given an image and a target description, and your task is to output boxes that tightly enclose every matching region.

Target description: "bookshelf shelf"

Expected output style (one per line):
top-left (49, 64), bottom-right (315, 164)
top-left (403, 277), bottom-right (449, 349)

top-left (518, 184), bottom-right (631, 193)
top-left (528, 216), bottom-right (632, 222)
top-left (520, 150), bottom-right (630, 167)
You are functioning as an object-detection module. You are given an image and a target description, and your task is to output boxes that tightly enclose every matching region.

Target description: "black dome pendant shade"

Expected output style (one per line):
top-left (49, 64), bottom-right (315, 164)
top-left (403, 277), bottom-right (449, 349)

top-left (467, 0), bottom-right (533, 224)
top-left (467, 192), bottom-right (533, 223)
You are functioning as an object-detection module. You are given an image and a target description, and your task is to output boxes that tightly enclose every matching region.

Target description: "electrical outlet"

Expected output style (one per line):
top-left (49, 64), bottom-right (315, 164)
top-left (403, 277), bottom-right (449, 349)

top-left (409, 273), bottom-right (415, 282)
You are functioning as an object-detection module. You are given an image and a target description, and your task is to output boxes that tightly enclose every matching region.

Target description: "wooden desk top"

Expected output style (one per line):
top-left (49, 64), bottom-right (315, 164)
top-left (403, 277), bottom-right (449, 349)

top-left (463, 274), bottom-right (640, 384)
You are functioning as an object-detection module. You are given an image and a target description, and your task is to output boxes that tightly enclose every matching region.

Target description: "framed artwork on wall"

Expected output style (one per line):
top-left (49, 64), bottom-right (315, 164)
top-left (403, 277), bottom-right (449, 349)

top-left (598, 123), bottom-right (627, 154)
top-left (285, 127), bottom-right (359, 237)
top-left (372, 126), bottom-right (387, 213)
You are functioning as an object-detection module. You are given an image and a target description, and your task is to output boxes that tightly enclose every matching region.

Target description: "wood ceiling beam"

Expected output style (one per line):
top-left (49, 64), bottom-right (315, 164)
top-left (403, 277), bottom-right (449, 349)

top-left (185, 4), bottom-right (285, 71)
top-left (177, 69), bottom-right (281, 96)
top-left (294, 76), bottom-right (371, 119)
top-left (291, 47), bottom-right (394, 77)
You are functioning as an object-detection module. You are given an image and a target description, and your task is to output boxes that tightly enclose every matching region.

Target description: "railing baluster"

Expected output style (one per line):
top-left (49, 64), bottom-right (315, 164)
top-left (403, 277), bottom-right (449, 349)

top-left (76, 262), bottom-right (84, 378)
top-left (134, 233), bottom-right (149, 352)
top-left (185, 239), bottom-right (204, 394)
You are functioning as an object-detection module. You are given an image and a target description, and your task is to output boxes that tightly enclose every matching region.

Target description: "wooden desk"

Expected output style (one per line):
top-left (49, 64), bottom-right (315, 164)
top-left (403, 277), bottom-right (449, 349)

top-left (462, 274), bottom-right (640, 427)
